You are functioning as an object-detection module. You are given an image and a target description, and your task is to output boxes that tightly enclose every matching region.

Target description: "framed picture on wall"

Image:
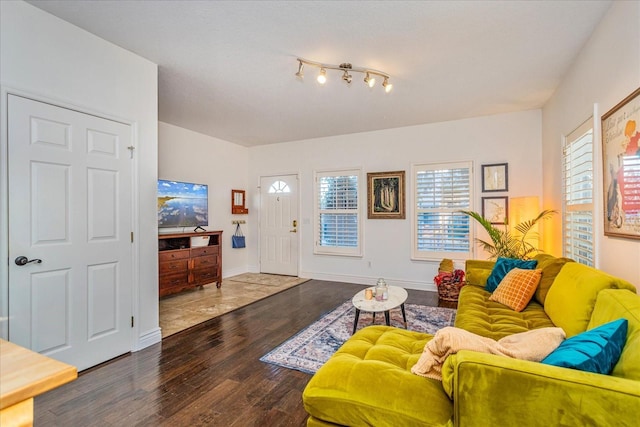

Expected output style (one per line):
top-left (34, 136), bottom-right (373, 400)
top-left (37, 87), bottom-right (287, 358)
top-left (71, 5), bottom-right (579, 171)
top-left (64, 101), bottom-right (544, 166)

top-left (602, 87), bottom-right (640, 239)
top-left (482, 196), bottom-right (508, 225)
top-left (481, 163), bottom-right (509, 192)
top-left (367, 171), bottom-right (406, 219)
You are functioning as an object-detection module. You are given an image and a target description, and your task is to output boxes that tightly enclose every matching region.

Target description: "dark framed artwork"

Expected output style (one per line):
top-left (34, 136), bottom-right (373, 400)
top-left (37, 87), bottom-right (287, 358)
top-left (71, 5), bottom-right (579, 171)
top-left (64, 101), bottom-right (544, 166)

top-left (602, 87), bottom-right (640, 239)
top-left (481, 163), bottom-right (509, 192)
top-left (367, 171), bottom-right (405, 219)
top-left (482, 196), bottom-right (508, 225)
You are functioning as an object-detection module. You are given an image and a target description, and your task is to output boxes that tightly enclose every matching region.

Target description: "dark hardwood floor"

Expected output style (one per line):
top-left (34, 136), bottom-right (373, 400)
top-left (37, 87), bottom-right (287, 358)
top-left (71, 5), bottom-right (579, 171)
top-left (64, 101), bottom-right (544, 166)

top-left (35, 280), bottom-right (450, 426)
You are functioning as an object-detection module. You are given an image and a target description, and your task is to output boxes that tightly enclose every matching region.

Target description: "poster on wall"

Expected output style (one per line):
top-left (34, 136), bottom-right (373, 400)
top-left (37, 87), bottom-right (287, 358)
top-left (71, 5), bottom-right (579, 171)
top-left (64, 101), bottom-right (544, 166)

top-left (602, 87), bottom-right (640, 239)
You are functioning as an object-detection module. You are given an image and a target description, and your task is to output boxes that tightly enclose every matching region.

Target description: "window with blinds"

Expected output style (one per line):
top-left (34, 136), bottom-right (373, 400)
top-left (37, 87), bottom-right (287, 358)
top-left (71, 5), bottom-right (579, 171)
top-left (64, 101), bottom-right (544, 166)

top-left (413, 162), bottom-right (472, 260)
top-left (563, 120), bottom-right (594, 266)
top-left (314, 169), bottom-right (362, 256)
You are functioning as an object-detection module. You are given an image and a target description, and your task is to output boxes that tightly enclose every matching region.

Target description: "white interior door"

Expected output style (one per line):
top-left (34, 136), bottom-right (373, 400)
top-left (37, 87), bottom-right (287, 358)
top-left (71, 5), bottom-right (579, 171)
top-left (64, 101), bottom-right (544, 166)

top-left (260, 175), bottom-right (299, 275)
top-left (8, 94), bottom-right (133, 371)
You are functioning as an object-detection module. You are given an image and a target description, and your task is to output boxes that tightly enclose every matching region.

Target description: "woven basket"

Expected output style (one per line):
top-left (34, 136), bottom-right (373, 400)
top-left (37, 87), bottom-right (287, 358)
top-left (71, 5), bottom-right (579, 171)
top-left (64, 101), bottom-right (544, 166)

top-left (437, 279), bottom-right (463, 302)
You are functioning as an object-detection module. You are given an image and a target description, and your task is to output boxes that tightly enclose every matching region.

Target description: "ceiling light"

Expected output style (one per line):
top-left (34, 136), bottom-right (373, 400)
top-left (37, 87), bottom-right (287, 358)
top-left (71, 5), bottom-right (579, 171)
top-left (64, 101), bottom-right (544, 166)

top-left (383, 77), bottom-right (393, 93)
top-left (296, 58), bottom-right (392, 92)
top-left (317, 68), bottom-right (327, 85)
top-left (364, 73), bottom-right (375, 88)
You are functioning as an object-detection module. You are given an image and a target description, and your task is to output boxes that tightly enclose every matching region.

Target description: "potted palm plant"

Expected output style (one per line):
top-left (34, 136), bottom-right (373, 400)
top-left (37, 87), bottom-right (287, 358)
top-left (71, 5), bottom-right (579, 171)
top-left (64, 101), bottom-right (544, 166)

top-left (460, 209), bottom-right (556, 260)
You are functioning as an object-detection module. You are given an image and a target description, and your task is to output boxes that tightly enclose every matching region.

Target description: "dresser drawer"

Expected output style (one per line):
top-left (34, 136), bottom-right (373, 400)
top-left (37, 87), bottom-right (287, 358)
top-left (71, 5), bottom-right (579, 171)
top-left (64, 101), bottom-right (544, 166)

top-left (192, 268), bottom-right (218, 284)
top-left (192, 255), bottom-right (217, 269)
top-left (159, 259), bottom-right (188, 274)
top-left (191, 246), bottom-right (219, 258)
top-left (159, 271), bottom-right (189, 289)
top-left (159, 249), bottom-right (190, 262)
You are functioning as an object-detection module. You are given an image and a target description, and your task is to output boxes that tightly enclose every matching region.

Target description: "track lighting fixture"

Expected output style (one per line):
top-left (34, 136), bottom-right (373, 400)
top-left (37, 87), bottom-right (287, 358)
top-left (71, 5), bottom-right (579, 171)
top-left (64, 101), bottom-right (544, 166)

top-left (296, 58), bottom-right (392, 92)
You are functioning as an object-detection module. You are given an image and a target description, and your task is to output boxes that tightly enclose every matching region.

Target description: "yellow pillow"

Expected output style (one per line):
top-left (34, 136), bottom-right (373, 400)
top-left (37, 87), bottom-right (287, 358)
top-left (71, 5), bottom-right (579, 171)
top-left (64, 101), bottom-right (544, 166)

top-left (490, 268), bottom-right (542, 312)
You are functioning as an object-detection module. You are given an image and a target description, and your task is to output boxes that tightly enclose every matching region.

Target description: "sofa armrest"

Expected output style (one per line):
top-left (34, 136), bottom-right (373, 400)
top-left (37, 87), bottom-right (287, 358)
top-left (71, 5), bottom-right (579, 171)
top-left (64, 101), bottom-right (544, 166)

top-left (464, 260), bottom-right (495, 286)
top-left (442, 350), bottom-right (640, 427)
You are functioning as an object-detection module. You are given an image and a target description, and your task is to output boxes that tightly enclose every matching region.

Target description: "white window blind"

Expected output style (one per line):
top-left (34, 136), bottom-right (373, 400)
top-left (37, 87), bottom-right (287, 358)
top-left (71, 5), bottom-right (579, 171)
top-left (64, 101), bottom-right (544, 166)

top-left (314, 169), bottom-right (362, 256)
top-left (413, 162), bottom-right (472, 260)
top-left (563, 119), bottom-right (594, 266)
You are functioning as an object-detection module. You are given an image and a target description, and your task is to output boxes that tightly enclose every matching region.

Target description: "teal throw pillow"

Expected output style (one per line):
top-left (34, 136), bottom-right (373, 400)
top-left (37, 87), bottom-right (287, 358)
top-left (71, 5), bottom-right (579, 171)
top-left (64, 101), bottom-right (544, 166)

top-left (485, 257), bottom-right (538, 292)
top-left (541, 318), bottom-right (628, 375)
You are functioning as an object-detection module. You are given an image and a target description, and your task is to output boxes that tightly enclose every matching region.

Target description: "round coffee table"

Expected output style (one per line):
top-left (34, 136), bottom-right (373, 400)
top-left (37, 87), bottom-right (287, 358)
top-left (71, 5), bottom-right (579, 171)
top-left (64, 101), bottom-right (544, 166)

top-left (351, 285), bottom-right (408, 334)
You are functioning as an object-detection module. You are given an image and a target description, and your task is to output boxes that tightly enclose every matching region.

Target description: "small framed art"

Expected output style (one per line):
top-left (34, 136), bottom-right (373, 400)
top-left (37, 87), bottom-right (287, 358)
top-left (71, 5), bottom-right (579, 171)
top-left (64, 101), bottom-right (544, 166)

top-left (367, 171), bottom-right (405, 219)
top-left (482, 196), bottom-right (508, 225)
top-left (482, 163), bottom-right (508, 192)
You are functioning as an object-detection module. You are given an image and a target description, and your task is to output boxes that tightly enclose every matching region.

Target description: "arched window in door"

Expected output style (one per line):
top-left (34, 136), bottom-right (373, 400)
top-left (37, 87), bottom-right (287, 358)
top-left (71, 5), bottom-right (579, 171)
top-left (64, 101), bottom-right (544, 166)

top-left (268, 180), bottom-right (291, 194)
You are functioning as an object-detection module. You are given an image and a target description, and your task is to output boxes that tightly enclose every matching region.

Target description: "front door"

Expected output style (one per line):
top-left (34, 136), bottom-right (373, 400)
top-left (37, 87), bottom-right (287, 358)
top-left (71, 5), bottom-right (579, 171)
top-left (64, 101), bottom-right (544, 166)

top-left (8, 94), bottom-right (133, 371)
top-left (260, 175), bottom-right (299, 275)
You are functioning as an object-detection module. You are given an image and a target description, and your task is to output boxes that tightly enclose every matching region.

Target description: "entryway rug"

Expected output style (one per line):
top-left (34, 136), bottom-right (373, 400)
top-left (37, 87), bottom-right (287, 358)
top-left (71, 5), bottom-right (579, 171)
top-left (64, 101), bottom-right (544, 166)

top-left (260, 300), bottom-right (456, 374)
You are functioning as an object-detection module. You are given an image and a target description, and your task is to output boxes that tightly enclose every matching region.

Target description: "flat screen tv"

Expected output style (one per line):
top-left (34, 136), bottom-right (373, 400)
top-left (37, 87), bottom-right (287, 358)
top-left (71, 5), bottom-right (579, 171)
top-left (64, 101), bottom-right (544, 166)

top-left (157, 179), bottom-right (208, 229)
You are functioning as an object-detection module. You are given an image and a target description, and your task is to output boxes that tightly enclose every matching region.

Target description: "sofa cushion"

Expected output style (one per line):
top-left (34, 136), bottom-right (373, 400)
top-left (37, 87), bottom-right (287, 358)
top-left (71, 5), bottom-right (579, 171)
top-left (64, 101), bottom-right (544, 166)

top-left (485, 257), bottom-right (538, 292)
top-left (542, 318), bottom-right (628, 374)
top-left (465, 259), bottom-right (496, 286)
top-left (455, 285), bottom-right (555, 340)
top-left (532, 253), bottom-right (574, 305)
top-left (302, 326), bottom-right (453, 427)
top-left (490, 268), bottom-right (542, 312)
top-left (544, 262), bottom-right (637, 338)
top-left (588, 289), bottom-right (640, 381)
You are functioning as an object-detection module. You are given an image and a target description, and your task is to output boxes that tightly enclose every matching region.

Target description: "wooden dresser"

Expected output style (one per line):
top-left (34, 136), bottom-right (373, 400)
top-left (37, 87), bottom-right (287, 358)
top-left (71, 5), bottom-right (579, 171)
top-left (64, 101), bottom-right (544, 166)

top-left (158, 230), bottom-right (223, 297)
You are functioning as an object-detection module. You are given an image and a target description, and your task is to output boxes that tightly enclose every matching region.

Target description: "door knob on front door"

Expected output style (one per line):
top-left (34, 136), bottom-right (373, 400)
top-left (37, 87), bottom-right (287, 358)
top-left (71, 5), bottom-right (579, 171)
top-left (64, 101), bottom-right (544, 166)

top-left (289, 229), bottom-right (297, 233)
top-left (15, 256), bottom-right (42, 266)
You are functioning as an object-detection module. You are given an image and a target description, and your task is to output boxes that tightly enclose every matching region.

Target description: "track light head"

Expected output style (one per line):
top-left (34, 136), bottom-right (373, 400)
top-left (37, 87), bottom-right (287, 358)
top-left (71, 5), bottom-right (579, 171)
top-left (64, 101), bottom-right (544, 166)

top-left (317, 68), bottom-right (327, 85)
top-left (364, 73), bottom-right (376, 88)
top-left (342, 70), bottom-right (352, 84)
top-left (383, 77), bottom-right (393, 93)
top-left (295, 61), bottom-right (304, 78)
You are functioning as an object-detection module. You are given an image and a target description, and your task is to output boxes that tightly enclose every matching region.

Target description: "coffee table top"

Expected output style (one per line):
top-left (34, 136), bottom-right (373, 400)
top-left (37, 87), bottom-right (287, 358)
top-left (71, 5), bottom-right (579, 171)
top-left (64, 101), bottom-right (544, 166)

top-left (352, 285), bottom-right (408, 312)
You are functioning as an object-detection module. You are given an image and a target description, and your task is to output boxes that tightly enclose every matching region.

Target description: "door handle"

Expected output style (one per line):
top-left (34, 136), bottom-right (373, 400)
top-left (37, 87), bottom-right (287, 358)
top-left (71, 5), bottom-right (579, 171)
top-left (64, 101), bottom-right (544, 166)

top-left (15, 256), bottom-right (42, 266)
top-left (289, 229), bottom-right (297, 233)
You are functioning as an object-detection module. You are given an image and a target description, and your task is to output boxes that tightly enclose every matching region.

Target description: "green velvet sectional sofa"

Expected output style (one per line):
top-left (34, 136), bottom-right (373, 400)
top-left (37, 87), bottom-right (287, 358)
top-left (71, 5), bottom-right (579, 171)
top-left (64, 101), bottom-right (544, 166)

top-left (302, 254), bottom-right (640, 426)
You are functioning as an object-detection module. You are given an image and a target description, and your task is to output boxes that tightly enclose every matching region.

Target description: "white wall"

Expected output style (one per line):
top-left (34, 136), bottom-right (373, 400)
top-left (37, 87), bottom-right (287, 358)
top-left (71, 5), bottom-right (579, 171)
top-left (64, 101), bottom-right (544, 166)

top-left (158, 122), bottom-right (250, 277)
top-left (542, 0), bottom-right (640, 287)
top-left (0, 1), bottom-right (160, 348)
top-left (248, 110), bottom-right (543, 291)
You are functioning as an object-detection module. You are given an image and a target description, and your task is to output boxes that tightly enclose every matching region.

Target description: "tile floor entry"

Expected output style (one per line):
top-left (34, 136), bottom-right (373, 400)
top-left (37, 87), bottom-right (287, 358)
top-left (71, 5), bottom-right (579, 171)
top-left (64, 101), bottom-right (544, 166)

top-left (159, 273), bottom-right (309, 338)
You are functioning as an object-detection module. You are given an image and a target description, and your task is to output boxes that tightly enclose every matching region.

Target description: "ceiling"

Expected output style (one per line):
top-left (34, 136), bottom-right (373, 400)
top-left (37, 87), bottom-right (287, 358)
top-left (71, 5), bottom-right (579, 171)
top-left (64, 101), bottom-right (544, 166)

top-left (28, 0), bottom-right (612, 147)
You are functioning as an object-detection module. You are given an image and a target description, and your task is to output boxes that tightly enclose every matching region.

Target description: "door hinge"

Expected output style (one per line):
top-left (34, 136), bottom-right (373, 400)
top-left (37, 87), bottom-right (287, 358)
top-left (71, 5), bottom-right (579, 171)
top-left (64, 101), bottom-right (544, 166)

top-left (131, 232), bottom-right (134, 243)
top-left (131, 316), bottom-right (134, 327)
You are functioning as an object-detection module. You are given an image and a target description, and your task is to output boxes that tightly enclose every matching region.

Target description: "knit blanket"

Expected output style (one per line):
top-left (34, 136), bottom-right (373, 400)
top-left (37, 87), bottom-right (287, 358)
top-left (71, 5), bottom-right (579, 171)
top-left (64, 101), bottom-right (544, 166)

top-left (411, 326), bottom-right (566, 381)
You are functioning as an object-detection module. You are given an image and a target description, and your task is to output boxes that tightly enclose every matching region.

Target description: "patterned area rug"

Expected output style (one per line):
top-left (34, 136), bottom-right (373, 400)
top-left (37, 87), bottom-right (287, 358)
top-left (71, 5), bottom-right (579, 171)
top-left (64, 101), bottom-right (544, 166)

top-left (260, 300), bottom-right (456, 374)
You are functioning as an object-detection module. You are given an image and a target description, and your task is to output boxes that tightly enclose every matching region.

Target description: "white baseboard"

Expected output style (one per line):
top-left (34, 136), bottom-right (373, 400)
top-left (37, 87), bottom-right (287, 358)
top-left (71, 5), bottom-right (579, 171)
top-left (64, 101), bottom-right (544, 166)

top-left (299, 270), bottom-right (437, 292)
top-left (223, 266), bottom-right (249, 279)
top-left (135, 327), bottom-right (162, 351)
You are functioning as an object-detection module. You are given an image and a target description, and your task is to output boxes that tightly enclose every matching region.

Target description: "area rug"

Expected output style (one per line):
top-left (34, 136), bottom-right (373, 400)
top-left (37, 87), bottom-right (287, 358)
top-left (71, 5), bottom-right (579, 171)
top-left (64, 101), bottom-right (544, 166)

top-left (260, 300), bottom-right (456, 374)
